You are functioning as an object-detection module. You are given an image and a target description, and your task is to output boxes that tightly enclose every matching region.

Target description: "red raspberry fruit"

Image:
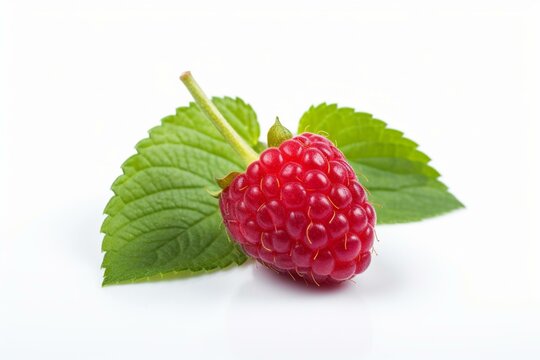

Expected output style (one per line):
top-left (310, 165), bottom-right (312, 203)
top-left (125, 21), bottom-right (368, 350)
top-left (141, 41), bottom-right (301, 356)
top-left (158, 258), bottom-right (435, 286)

top-left (219, 133), bottom-right (376, 285)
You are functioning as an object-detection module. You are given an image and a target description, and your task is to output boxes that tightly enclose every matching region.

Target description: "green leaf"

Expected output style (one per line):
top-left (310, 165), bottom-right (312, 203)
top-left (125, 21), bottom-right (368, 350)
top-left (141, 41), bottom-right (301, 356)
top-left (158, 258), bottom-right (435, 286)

top-left (101, 97), bottom-right (259, 285)
top-left (298, 103), bottom-right (463, 224)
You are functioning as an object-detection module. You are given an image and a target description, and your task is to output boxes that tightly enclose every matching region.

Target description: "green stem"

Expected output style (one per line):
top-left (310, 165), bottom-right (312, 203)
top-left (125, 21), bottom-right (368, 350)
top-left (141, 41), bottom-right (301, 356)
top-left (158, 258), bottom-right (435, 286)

top-left (180, 71), bottom-right (259, 166)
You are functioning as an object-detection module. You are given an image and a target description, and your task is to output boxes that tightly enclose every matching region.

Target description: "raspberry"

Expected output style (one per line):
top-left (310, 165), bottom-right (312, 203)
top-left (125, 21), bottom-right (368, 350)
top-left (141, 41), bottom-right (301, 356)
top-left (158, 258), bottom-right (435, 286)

top-left (179, 72), bottom-right (376, 285)
top-left (219, 133), bottom-right (376, 285)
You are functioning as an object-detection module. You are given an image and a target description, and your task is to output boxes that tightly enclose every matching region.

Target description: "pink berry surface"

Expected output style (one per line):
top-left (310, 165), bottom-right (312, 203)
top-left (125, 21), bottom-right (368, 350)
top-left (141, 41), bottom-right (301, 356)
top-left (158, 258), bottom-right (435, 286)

top-left (219, 133), bottom-right (376, 284)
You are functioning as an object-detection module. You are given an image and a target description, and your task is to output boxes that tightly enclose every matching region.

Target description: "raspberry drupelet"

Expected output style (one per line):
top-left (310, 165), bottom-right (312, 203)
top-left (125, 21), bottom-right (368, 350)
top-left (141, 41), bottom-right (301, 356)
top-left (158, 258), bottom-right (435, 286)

top-left (219, 133), bottom-right (376, 284)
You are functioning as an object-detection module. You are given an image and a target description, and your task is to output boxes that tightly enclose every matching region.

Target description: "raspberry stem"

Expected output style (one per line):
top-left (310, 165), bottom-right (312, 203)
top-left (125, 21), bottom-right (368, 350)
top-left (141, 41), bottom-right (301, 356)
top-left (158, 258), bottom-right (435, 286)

top-left (180, 71), bottom-right (259, 166)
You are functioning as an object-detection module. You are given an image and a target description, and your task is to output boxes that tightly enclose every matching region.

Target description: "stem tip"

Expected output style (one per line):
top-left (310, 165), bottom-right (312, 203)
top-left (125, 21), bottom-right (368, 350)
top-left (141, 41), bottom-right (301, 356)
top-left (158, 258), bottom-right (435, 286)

top-left (179, 71), bottom-right (192, 81)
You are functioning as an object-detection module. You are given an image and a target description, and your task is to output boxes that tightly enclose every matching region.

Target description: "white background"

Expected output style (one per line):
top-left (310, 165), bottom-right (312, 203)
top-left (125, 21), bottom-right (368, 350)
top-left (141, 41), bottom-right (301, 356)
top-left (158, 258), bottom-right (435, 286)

top-left (1, 0), bottom-right (539, 359)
